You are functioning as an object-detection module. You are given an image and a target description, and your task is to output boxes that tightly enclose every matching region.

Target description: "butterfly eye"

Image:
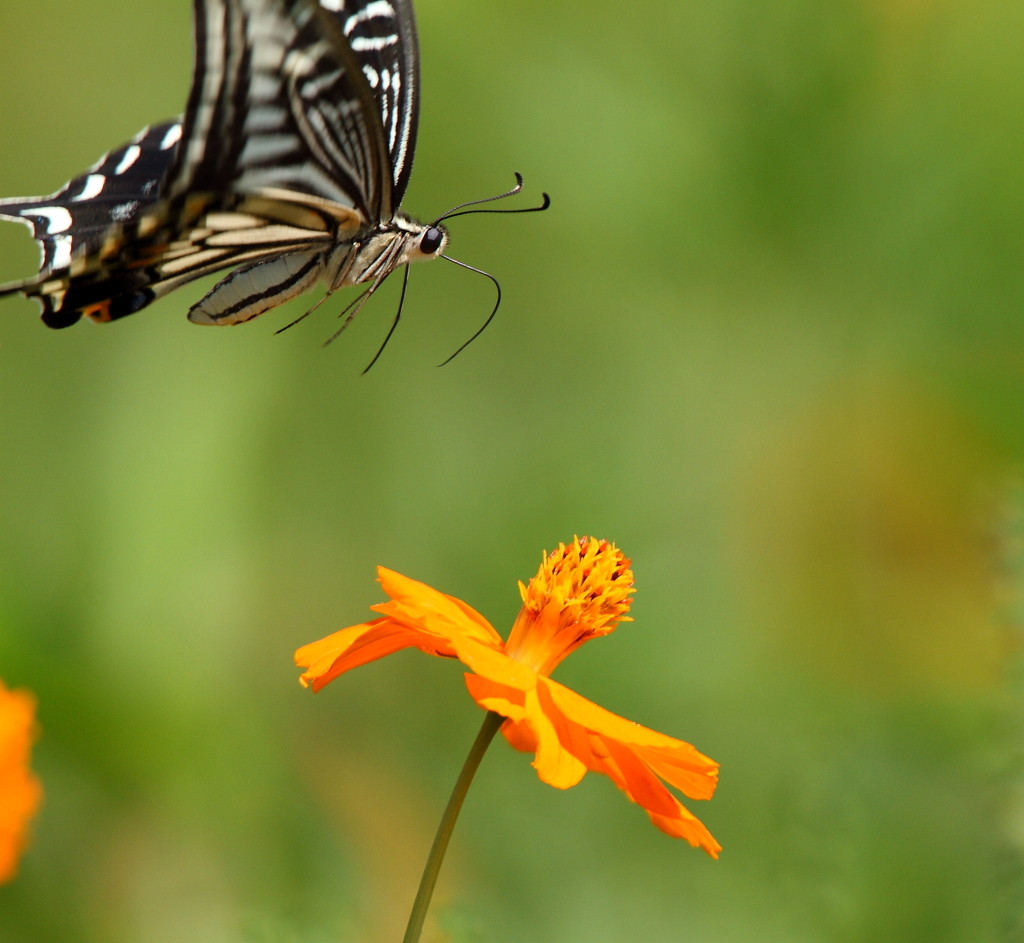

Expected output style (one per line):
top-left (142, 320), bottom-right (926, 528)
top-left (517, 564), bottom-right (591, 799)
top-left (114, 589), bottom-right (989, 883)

top-left (420, 227), bottom-right (444, 255)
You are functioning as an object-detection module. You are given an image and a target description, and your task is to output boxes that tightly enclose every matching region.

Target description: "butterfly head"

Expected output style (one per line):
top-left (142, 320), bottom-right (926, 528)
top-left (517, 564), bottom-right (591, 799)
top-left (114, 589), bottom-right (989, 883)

top-left (394, 213), bottom-right (450, 264)
top-left (419, 225), bottom-right (446, 256)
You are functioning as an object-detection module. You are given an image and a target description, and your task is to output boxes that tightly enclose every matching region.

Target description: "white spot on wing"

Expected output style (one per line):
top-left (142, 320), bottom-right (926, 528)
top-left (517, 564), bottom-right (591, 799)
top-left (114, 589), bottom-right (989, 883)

top-left (350, 34), bottom-right (398, 51)
top-left (161, 124), bottom-right (183, 150)
top-left (115, 146), bottom-right (142, 175)
top-left (73, 174), bottom-right (106, 202)
top-left (51, 234), bottom-right (73, 270)
top-left (362, 64), bottom-right (379, 88)
top-left (321, 0), bottom-right (344, 10)
top-left (344, 1), bottom-right (395, 34)
top-left (22, 206), bottom-right (73, 234)
top-left (111, 201), bottom-right (140, 222)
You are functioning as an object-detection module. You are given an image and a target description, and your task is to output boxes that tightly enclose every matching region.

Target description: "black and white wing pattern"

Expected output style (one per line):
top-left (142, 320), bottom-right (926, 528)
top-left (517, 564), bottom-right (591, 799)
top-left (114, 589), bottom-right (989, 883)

top-left (327, 0), bottom-right (420, 206)
top-left (0, 122), bottom-right (191, 327)
top-left (0, 0), bottom-right (421, 329)
top-left (0, 123), bottom-right (178, 276)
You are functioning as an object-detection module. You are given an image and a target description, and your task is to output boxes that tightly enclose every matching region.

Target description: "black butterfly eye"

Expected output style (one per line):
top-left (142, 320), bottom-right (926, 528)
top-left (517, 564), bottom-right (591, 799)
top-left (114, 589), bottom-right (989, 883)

top-left (420, 227), bottom-right (444, 255)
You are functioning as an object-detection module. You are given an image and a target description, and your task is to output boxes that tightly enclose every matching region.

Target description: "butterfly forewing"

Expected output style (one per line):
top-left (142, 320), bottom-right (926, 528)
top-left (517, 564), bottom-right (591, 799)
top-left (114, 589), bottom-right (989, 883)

top-left (169, 0), bottom-right (408, 221)
top-left (319, 0), bottom-right (420, 206)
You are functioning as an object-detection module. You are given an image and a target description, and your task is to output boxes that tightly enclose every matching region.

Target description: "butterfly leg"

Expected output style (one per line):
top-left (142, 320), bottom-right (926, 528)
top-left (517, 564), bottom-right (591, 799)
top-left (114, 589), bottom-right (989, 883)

top-left (323, 269), bottom-right (394, 347)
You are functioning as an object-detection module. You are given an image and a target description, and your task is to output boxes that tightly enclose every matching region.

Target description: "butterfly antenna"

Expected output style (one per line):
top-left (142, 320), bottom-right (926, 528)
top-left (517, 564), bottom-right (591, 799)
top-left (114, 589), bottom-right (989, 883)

top-left (363, 264), bottom-right (411, 374)
top-left (437, 256), bottom-right (502, 366)
top-left (433, 173), bottom-right (551, 224)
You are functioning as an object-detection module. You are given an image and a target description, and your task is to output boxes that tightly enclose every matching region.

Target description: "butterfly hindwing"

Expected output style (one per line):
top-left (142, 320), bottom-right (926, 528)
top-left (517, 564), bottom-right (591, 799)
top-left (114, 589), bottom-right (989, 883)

top-left (0, 123), bottom-right (179, 280)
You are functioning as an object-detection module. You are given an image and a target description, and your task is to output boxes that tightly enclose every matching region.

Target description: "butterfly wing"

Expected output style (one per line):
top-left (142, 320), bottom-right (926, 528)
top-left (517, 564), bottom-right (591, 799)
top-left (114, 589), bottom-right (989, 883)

top-left (0, 0), bottom-right (421, 328)
top-left (0, 118), bottom-right (346, 328)
top-left (320, 0), bottom-right (421, 208)
top-left (168, 0), bottom-right (410, 221)
top-left (0, 122), bottom-right (185, 327)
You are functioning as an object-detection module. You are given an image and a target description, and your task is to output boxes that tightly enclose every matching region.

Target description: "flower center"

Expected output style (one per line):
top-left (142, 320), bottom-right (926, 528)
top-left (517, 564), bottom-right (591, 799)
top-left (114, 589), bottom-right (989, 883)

top-left (504, 537), bottom-right (634, 676)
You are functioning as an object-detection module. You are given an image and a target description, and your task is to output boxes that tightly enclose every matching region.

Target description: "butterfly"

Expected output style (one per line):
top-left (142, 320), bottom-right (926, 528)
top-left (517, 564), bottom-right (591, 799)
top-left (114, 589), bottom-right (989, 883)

top-left (0, 0), bottom-right (547, 363)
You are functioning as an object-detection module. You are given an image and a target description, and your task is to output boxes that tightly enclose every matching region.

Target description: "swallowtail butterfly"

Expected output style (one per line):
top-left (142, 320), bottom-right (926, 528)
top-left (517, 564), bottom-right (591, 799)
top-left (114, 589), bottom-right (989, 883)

top-left (0, 0), bottom-right (547, 358)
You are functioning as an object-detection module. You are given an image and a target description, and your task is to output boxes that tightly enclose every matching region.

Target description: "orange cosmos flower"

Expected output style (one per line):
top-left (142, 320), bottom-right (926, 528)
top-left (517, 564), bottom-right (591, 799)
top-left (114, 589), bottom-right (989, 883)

top-left (0, 679), bottom-right (42, 884)
top-left (296, 538), bottom-right (720, 856)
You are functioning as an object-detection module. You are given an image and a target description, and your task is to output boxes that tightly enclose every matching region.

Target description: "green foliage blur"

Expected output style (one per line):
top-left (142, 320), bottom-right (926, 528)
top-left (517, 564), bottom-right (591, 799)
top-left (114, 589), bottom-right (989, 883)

top-left (2, 0), bottom-right (1024, 940)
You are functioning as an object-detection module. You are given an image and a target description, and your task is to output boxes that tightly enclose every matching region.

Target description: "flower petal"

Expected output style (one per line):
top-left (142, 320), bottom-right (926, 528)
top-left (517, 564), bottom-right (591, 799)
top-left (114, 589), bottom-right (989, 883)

top-left (449, 636), bottom-right (537, 690)
top-left (295, 618), bottom-right (455, 693)
top-left (0, 683), bottom-right (42, 884)
top-left (463, 674), bottom-right (527, 722)
top-left (500, 717), bottom-right (538, 753)
top-left (648, 800), bottom-right (723, 858)
top-left (533, 678), bottom-right (720, 855)
top-left (525, 686), bottom-right (587, 789)
top-left (544, 677), bottom-right (718, 800)
top-left (633, 745), bottom-right (719, 801)
top-left (600, 735), bottom-right (682, 818)
top-left (374, 568), bottom-right (504, 649)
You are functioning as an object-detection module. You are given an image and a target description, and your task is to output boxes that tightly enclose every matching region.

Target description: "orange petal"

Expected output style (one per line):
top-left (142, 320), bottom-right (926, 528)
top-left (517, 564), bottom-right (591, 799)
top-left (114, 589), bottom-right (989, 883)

top-left (0, 684), bottom-right (42, 884)
top-left (500, 717), bottom-right (538, 754)
top-left (445, 594), bottom-right (501, 640)
top-left (545, 678), bottom-right (714, 756)
top-left (648, 799), bottom-right (723, 858)
top-left (634, 745), bottom-right (719, 801)
top-left (525, 686), bottom-right (587, 789)
top-left (600, 735), bottom-right (682, 819)
top-left (543, 677), bottom-right (718, 801)
top-left (534, 678), bottom-right (721, 854)
top-left (463, 674), bottom-right (527, 722)
top-left (430, 631), bottom-right (537, 691)
top-left (374, 568), bottom-right (504, 649)
top-left (295, 618), bottom-right (455, 693)
top-left (295, 618), bottom-right (389, 677)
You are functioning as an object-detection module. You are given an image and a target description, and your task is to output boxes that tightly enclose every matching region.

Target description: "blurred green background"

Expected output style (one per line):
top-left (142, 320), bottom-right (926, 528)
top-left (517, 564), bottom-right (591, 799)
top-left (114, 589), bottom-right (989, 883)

top-left (2, 0), bottom-right (1024, 940)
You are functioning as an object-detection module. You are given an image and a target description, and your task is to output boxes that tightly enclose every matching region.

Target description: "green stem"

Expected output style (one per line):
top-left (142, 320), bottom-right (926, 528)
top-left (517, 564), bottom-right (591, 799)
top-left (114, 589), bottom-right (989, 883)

top-left (402, 710), bottom-right (505, 943)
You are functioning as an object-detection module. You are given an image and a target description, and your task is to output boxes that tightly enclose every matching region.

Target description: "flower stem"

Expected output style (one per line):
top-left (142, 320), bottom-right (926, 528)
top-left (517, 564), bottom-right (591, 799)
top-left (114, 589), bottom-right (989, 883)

top-left (402, 710), bottom-right (505, 943)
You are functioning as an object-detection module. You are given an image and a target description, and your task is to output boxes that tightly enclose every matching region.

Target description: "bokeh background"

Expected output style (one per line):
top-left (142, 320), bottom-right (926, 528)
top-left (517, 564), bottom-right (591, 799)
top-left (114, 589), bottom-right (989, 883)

top-left (2, 0), bottom-right (1024, 940)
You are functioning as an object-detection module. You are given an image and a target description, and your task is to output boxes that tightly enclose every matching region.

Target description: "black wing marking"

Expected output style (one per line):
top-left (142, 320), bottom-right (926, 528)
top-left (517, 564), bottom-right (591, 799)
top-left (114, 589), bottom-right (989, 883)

top-left (168, 0), bottom-right (398, 222)
top-left (318, 0), bottom-right (420, 208)
top-left (0, 122), bottom-right (181, 282)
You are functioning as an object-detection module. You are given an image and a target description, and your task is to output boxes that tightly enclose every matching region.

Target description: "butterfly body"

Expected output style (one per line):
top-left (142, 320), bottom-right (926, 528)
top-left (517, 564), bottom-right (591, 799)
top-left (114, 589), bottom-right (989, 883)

top-left (0, 0), bottom-right (442, 331)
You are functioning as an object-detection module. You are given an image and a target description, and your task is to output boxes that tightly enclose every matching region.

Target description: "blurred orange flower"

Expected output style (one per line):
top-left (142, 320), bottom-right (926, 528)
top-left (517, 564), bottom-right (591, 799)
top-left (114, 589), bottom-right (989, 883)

top-left (0, 680), bottom-right (42, 884)
top-left (296, 538), bottom-right (720, 856)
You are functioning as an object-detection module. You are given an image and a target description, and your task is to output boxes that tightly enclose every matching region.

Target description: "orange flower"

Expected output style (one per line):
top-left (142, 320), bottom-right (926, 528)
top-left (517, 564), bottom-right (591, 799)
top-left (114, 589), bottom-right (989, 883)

top-left (296, 538), bottom-right (720, 856)
top-left (0, 680), bottom-right (42, 884)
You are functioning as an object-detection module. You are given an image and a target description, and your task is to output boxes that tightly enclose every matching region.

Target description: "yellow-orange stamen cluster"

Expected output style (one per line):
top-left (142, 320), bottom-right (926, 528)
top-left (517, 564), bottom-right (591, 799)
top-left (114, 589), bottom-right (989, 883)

top-left (505, 537), bottom-right (634, 676)
top-left (520, 537), bottom-right (634, 632)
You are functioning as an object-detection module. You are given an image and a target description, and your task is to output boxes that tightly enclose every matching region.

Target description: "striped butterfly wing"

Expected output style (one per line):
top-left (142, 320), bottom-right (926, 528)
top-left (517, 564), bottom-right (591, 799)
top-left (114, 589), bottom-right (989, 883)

top-left (0, 123), bottom-right (186, 327)
top-left (322, 0), bottom-right (421, 208)
top-left (169, 0), bottom-right (418, 221)
top-left (0, 0), bottom-right (420, 328)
